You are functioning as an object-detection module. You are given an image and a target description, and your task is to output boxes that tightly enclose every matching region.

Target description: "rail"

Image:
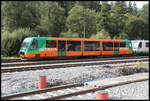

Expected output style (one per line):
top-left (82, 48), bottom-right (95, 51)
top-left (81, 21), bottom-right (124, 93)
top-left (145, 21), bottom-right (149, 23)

top-left (1, 58), bottom-right (149, 73)
top-left (1, 73), bottom-right (148, 100)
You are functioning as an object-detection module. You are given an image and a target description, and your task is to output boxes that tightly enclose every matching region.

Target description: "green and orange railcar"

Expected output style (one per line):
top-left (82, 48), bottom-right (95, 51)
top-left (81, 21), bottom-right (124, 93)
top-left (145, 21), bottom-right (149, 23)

top-left (19, 37), bottom-right (133, 60)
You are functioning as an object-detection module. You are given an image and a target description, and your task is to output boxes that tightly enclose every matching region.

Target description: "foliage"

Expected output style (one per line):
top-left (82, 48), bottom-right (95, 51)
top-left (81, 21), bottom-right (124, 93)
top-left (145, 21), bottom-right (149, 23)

top-left (2, 1), bottom-right (40, 32)
top-left (59, 30), bottom-right (79, 38)
top-left (125, 16), bottom-right (147, 40)
top-left (2, 28), bottom-right (33, 56)
top-left (66, 3), bottom-right (97, 38)
top-left (108, 1), bottom-right (128, 39)
top-left (135, 61), bottom-right (149, 71)
top-left (57, 1), bottom-right (76, 17)
top-left (76, 1), bottom-right (101, 12)
top-left (90, 29), bottom-right (111, 39)
top-left (35, 2), bottom-right (66, 37)
top-left (96, 1), bottom-right (111, 33)
top-left (1, 1), bottom-right (149, 56)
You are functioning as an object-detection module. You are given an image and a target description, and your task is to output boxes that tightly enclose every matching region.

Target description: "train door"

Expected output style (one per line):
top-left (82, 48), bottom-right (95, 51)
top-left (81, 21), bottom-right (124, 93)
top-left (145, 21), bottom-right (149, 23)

top-left (114, 42), bottom-right (119, 55)
top-left (58, 40), bottom-right (66, 56)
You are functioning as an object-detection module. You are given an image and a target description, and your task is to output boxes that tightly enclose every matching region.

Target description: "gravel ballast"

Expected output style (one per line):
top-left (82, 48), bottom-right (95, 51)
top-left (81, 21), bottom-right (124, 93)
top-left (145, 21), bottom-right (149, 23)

top-left (2, 64), bottom-right (120, 94)
top-left (1, 63), bottom-right (149, 100)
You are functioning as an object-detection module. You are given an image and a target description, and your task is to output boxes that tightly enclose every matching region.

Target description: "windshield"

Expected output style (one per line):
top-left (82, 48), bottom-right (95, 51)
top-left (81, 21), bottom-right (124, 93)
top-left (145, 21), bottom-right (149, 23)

top-left (131, 41), bottom-right (139, 49)
top-left (21, 38), bottom-right (32, 50)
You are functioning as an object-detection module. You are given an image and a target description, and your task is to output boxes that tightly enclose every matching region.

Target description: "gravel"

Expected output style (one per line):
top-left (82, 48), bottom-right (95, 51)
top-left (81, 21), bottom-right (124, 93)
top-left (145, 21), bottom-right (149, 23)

top-left (1, 64), bottom-right (120, 94)
top-left (1, 62), bottom-right (149, 100)
top-left (64, 80), bottom-right (149, 100)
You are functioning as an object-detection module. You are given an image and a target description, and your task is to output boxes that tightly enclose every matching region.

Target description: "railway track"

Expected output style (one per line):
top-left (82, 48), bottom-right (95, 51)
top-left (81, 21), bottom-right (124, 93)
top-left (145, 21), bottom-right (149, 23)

top-left (1, 55), bottom-right (148, 64)
top-left (1, 56), bottom-right (148, 67)
top-left (1, 57), bottom-right (149, 73)
top-left (2, 73), bottom-right (148, 100)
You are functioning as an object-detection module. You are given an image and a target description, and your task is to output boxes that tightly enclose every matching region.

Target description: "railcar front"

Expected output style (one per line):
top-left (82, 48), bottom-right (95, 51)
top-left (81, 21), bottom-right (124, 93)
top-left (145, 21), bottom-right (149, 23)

top-left (131, 40), bottom-right (149, 55)
top-left (19, 37), bottom-right (47, 60)
top-left (19, 37), bottom-right (33, 60)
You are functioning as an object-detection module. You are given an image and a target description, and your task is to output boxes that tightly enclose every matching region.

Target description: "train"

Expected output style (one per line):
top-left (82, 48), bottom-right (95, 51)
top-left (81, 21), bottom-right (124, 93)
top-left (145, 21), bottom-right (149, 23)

top-left (131, 40), bottom-right (149, 55)
top-left (19, 37), bottom-right (149, 60)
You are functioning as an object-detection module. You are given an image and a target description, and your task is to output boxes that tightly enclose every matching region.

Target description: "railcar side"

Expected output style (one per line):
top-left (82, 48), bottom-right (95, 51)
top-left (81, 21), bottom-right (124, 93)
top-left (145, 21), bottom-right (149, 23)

top-left (19, 37), bottom-right (133, 60)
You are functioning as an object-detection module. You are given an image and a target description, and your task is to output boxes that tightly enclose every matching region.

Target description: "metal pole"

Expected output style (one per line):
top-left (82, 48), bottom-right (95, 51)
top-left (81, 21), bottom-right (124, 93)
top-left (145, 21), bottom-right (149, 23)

top-left (84, 21), bottom-right (85, 39)
top-left (83, 7), bottom-right (85, 39)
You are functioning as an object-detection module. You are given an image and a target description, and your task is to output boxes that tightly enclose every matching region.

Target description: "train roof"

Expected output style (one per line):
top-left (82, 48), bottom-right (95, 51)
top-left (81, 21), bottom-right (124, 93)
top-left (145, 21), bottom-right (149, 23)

top-left (25, 37), bottom-right (127, 42)
top-left (131, 40), bottom-right (149, 42)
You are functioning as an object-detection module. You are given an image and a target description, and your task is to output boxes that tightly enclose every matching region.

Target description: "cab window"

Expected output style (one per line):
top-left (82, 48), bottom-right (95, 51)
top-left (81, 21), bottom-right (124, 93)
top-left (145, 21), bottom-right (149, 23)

top-left (138, 42), bottom-right (142, 48)
top-left (30, 40), bottom-right (38, 50)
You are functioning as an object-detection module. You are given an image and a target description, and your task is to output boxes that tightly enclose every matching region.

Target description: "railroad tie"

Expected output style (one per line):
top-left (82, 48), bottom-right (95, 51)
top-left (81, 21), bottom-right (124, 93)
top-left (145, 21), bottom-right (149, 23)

top-left (84, 73), bottom-right (148, 88)
top-left (34, 94), bottom-right (46, 99)
top-left (66, 89), bottom-right (76, 92)
top-left (46, 92), bottom-right (57, 96)
top-left (75, 87), bottom-right (87, 90)
top-left (20, 96), bottom-right (30, 100)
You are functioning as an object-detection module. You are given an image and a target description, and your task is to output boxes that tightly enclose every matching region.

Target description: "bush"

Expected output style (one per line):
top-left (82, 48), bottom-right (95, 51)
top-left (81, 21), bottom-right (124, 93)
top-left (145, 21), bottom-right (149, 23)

top-left (2, 28), bottom-right (33, 56)
top-left (118, 67), bottom-right (148, 76)
top-left (59, 31), bottom-right (79, 38)
top-left (2, 31), bottom-right (12, 56)
top-left (90, 29), bottom-right (111, 39)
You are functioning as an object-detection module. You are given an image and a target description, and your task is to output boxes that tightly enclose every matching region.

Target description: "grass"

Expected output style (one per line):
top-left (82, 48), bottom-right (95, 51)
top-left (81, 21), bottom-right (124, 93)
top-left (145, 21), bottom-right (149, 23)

top-left (118, 61), bottom-right (149, 76)
top-left (135, 61), bottom-right (149, 71)
top-left (1, 56), bottom-right (20, 59)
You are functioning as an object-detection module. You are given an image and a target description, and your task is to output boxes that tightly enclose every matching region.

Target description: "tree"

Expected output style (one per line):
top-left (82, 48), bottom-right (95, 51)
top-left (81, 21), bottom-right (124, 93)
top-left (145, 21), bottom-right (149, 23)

top-left (66, 4), bottom-right (97, 38)
top-left (35, 2), bottom-right (66, 37)
top-left (132, 1), bottom-right (138, 16)
top-left (123, 3), bottom-right (149, 40)
top-left (136, 3), bottom-right (149, 39)
top-left (76, 1), bottom-right (101, 12)
top-left (90, 29), bottom-right (111, 39)
top-left (2, 1), bottom-right (40, 32)
top-left (108, 1), bottom-right (128, 39)
top-left (96, 1), bottom-right (111, 32)
top-left (127, 1), bottom-right (133, 14)
top-left (125, 16), bottom-right (147, 40)
top-left (57, 1), bottom-right (76, 17)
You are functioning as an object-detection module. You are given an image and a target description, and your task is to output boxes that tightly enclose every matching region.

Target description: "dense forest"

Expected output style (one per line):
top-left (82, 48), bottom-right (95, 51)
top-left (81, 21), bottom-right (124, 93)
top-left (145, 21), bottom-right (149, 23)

top-left (1, 1), bottom-right (149, 56)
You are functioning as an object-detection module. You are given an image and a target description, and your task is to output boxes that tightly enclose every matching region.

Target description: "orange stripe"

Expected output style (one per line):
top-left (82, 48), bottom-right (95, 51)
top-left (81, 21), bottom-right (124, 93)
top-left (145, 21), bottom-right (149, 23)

top-left (83, 51), bottom-right (100, 56)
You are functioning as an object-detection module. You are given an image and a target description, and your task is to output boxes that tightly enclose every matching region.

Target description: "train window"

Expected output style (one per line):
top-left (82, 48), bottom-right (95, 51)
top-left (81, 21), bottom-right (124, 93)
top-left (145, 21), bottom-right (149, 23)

top-left (120, 42), bottom-right (126, 47)
top-left (114, 42), bottom-right (119, 47)
top-left (30, 40), bottom-right (38, 50)
top-left (103, 42), bottom-right (113, 51)
top-left (146, 42), bottom-right (149, 47)
top-left (67, 41), bottom-right (81, 51)
top-left (138, 42), bottom-right (142, 48)
top-left (46, 40), bottom-right (56, 48)
top-left (114, 42), bottom-right (119, 50)
top-left (84, 41), bottom-right (100, 51)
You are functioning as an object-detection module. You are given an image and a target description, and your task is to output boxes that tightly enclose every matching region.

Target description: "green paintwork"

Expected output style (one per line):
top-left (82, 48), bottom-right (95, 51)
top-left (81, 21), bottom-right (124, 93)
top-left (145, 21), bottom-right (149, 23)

top-left (123, 40), bottom-right (133, 52)
top-left (114, 50), bottom-right (119, 54)
top-left (114, 40), bottom-right (133, 55)
top-left (58, 51), bottom-right (66, 56)
top-left (20, 37), bottom-right (52, 54)
top-left (134, 51), bottom-right (149, 54)
top-left (20, 37), bottom-right (137, 58)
